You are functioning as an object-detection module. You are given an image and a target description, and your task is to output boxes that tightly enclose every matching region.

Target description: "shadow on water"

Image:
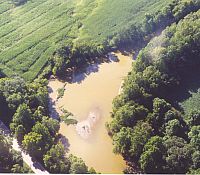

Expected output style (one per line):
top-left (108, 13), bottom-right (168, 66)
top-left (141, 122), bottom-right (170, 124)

top-left (56, 52), bottom-right (126, 84)
top-left (58, 134), bottom-right (70, 152)
top-left (48, 86), bottom-right (60, 120)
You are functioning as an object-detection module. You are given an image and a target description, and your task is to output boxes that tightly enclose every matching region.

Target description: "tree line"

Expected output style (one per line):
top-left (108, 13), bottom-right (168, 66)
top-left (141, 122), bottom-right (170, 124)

top-left (0, 77), bottom-right (96, 173)
top-left (50, 0), bottom-right (200, 77)
top-left (107, 10), bottom-right (200, 174)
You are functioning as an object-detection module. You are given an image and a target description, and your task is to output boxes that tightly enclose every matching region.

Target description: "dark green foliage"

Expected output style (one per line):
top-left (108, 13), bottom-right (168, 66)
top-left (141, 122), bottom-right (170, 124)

top-left (109, 10), bottom-right (200, 174)
top-left (129, 122), bottom-right (153, 161)
top-left (69, 154), bottom-right (89, 174)
top-left (0, 134), bottom-right (30, 173)
top-left (10, 103), bottom-right (34, 135)
top-left (12, 0), bottom-right (29, 6)
top-left (32, 122), bottom-right (54, 146)
top-left (22, 122), bottom-right (54, 159)
top-left (164, 136), bottom-right (193, 173)
top-left (0, 77), bottom-right (27, 111)
top-left (165, 119), bottom-right (185, 137)
top-left (113, 127), bottom-right (133, 156)
top-left (41, 116), bottom-right (60, 136)
top-left (187, 110), bottom-right (200, 127)
top-left (113, 122), bottom-right (153, 161)
top-left (109, 103), bottom-right (148, 133)
top-left (43, 143), bottom-right (70, 173)
top-left (139, 136), bottom-right (165, 173)
top-left (14, 125), bottom-right (26, 143)
top-left (22, 132), bottom-right (45, 159)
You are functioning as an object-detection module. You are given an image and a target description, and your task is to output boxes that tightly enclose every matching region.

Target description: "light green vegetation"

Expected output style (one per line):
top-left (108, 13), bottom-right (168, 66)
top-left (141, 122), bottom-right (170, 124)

top-left (57, 87), bottom-right (65, 100)
top-left (0, 0), bottom-right (175, 81)
top-left (0, 0), bottom-right (77, 80)
top-left (59, 108), bottom-right (78, 125)
top-left (57, 83), bottom-right (67, 99)
top-left (181, 89), bottom-right (200, 115)
top-left (78, 0), bottom-right (170, 44)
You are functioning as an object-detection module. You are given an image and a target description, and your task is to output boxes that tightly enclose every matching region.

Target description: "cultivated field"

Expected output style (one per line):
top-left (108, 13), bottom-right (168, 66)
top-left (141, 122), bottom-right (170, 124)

top-left (0, 0), bottom-right (172, 80)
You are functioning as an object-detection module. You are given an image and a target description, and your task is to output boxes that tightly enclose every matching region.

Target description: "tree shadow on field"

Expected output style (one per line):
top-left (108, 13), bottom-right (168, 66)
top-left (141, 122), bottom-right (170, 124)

top-left (166, 67), bottom-right (200, 108)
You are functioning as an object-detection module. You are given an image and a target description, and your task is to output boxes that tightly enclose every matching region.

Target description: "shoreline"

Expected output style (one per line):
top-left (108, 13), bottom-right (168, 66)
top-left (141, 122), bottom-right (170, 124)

top-left (47, 50), bottom-right (133, 173)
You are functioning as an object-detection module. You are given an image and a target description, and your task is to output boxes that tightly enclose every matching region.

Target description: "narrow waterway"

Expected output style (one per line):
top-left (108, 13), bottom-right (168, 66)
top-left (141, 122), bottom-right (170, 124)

top-left (48, 52), bottom-right (133, 173)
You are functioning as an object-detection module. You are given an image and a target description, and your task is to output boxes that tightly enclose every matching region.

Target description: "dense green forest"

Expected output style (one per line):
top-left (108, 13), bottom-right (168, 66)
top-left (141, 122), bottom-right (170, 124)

top-left (108, 10), bottom-right (200, 174)
top-left (0, 0), bottom-right (200, 173)
top-left (0, 77), bottom-right (96, 173)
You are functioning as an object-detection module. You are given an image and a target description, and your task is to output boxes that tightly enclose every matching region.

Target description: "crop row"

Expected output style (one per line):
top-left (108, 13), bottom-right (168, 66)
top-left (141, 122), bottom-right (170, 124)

top-left (0, 0), bottom-right (62, 39)
top-left (6, 41), bottom-right (50, 74)
top-left (22, 46), bottom-right (56, 81)
top-left (0, 11), bottom-right (74, 64)
top-left (0, 1), bottom-right (12, 15)
top-left (80, 0), bottom-right (170, 43)
top-left (5, 22), bottom-right (73, 75)
top-left (0, 3), bottom-right (74, 49)
top-left (1, 20), bottom-right (74, 80)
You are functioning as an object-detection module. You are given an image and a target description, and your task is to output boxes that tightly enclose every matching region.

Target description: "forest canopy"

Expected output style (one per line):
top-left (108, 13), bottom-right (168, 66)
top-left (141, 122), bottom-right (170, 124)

top-left (108, 10), bottom-right (200, 174)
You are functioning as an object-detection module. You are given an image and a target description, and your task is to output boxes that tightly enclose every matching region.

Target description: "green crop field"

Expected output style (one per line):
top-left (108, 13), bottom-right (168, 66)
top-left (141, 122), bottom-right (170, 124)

top-left (0, 0), bottom-right (172, 81)
top-left (78, 0), bottom-right (171, 44)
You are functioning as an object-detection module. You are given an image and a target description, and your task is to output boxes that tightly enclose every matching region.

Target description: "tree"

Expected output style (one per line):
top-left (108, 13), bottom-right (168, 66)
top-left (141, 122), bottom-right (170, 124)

top-left (41, 116), bottom-right (60, 136)
top-left (32, 106), bottom-right (46, 123)
top-left (165, 119), bottom-right (186, 138)
top-left (139, 136), bottom-right (166, 173)
top-left (129, 122), bottom-right (153, 161)
top-left (32, 122), bottom-right (53, 144)
top-left (164, 136), bottom-right (193, 173)
top-left (14, 125), bottom-right (26, 143)
top-left (188, 168), bottom-right (200, 174)
top-left (43, 143), bottom-right (70, 173)
top-left (191, 151), bottom-right (200, 170)
top-left (109, 103), bottom-right (148, 133)
top-left (187, 109), bottom-right (200, 127)
top-left (113, 127), bottom-right (133, 156)
top-left (10, 103), bottom-right (34, 134)
top-left (0, 77), bottom-right (27, 111)
top-left (150, 98), bottom-right (172, 134)
top-left (188, 126), bottom-right (200, 150)
top-left (69, 155), bottom-right (88, 174)
top-left (0, 134), bottom-right (12, 171)
top-left (0, 134), bottom-right (28, 173)
top-left (22, 132), bottom-right (44, 159)
top-left (27, 78), bottom-right (48, 109)
top-left (31, 122), bottom-right (54, 155)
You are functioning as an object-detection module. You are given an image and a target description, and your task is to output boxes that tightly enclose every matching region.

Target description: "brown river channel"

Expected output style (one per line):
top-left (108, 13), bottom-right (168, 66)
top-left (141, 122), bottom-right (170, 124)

top-left (48, 52), bottom-right (133, 173)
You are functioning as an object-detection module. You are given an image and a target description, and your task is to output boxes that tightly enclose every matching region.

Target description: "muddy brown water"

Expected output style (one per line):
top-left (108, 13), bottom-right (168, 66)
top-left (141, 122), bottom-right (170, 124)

top-left (48, 52), bottom-right (133, 173)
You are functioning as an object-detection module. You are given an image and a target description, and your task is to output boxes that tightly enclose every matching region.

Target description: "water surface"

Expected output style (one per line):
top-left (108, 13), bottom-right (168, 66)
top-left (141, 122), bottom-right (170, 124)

top-left (48, 52), bottom-right (133, 173)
